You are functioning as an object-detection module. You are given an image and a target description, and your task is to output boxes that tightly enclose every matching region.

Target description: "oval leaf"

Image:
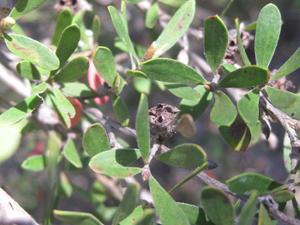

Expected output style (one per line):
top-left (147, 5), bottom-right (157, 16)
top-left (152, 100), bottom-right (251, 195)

top-left (200, 186), bottom-right (234, 225)
top-left (52, 8), bottom-right (73, 46)
top-left (156, 143), bottom-right (207, 169)
top-left (204, 15), bottom-right (228, 72)
top-left (149, 176), bottom-right (190, 225)
top-left (210, 91), bottom-right (237, 127)
top-left (89, 149), bottom-right (142, 178)
top-left (141, 58), bottom-right (206, 85)
top-left (54, 210), bottom-right (104, 225)
top-left (0, 95), bottom-right (42, 127)
top-left (55, 56), bottom-right (89, 83)
top-left (5, 34), bottom-right (59, 71)
top-left (83, 123), bottom-right (110, 157)
top-left (255, 3), bottom-right (281, 68)
top-left (62, 139), bottom-right (82, 168)
top-left (22, 155), bottom-right (46, 172)
top-left (145, 0), bottom-right (195, 59)
top-left (136, 93), bottom-right (150, 161)
top-left (219, 66), bottom-right (269, 88)
top-left (226, 172), bottom-right (280, 194)
top-left (258, 204), bottom-right (272, 225)
top-left (93, 46), bottom-right (117, 86)
top-left (55, 25), bottom-right (81, 68)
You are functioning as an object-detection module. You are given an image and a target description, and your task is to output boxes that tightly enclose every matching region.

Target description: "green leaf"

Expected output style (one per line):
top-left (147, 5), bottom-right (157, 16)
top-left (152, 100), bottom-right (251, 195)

top-left (55, 25), bottom-right (81, 68)
top-left (83, 123), bottom-right (110, 157)
top-left (149, 176), bottom-right (190, 225)
top-left (52, 8), bottom-right (73, 46)
top-left (16, 61), bottom-right (41, 80)
top-left (54, 210), bottom-right (104, 225)
top-left (255, 3), bottom-right (281, 68)
top-left (237, 90), bottom-right (261, 143)
top-left (61, 82), bottom-right (93, 98)
top-left (178, 203), bottom-right (215, 225)
top-left (108, 6), bottom-right (137, 59)
top-left (141, 58), bottom-right (206, 85)
top-left (157, 144), bottom-right (207, 169)
top-left (272, 48), bottom-right (300, 80)
top-left (272, 189), bottom-right (294, 203)
top-left (226, 172), bottom-right (280, 194)
top-left (0, 121), bottom-right (24, 164)
top-left (119, 206), bottom-right (144, 225)
top-left (5, 34), bottom-right (59, 71)
top-left (180, 85), bottom-right (213, 119)
top-left (219, 117), bottom-right (251, 151)
top-left (31, 82), bottom-right (48, 95)
top-left (112, 184), bottom-right (139, 225)
top-left (238, 191), bottom-right (258, 225)
top-left (136, 93), bottom-right (150, 161)
top-left (145, 0), bottom-right (195, 59)
top-left (258, 204), bottom-right (272, 225)
top-left (200, 186), bottom-right (234, 225)
top-left (133, 77), bottom-right (151, 94)
top-left (112, 95), bottom-right (130, 126)
top-left (265, 86), bottom-right (300, 120)
top-left (166, 84), bottom-right (202, 100)
top-left (219, 66), bottom-right (269, 88)
top-left (93, 46), bottom-right (117, 86)
top-left (92, 15), bottom-right (101, 42)
top-left (0, 95), bottom-right (42, 127)
top-left (62, 139), bottom-right (82, 168)
top-left (204, 15), bottom-right (228, 72)
top-left (22, 155), bottom-right (46, 172)
top-left (9, 0), bottom-right (46, 20)
top-left (145, 3), bottom-right (160, 29)
top-left (89, 149), bottom-right (142, 178)
top-left (49, 88), bottom-right (75, 128)
top-left (55, 56), bottom-right (89, 83)
top-left (235, 18), bottom-right (251, 66)
top-left (210, 91), bottom-right (237, 127)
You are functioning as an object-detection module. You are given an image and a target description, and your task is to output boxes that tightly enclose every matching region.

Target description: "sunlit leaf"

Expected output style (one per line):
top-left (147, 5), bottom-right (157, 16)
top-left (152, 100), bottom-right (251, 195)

top-left (149, 176), bottom-right (190, 225)
top-left (141, 58), bottom-right (206, 85)
top-left (144, 0), bottom-right (195, 59)
top-left (5, 34), bottom-right (59, 71)
top-left (255, 3), bottom-right (281, 68)
top-left (83, 123), bottom-right (110, 157)
top-left (89, 149), bottom-right (142, 178)
top-left (204, 15), bottom-right (228, 72)
top-left (210, 91), bottom-right (237, 127)
top-left (201, 186), bottom-right (234, 225)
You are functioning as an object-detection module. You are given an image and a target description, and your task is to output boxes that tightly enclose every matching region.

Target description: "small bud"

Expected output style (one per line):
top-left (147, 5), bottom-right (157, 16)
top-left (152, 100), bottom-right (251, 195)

top-left (0, 16), bottom-right (15, 30)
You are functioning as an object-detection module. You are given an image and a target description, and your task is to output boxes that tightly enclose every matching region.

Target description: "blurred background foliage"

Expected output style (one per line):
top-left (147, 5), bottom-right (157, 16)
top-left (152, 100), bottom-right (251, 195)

top-left (1, 0), bottom-right (300, 223)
